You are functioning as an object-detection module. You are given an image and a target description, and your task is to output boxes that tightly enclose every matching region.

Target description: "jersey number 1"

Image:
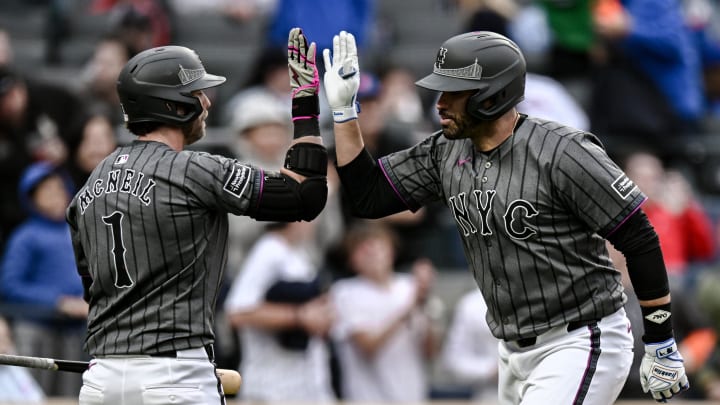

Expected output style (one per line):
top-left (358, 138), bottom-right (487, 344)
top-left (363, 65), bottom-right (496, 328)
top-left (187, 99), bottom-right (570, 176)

top-left (102, 211), bottom-right (134, 288)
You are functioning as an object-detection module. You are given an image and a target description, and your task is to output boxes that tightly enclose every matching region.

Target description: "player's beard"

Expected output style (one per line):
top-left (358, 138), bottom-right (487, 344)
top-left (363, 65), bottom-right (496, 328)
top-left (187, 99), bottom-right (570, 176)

top-left (183, 113), bottom-right (207, 145)
top-left (440, 111), bottom-right (482, 140)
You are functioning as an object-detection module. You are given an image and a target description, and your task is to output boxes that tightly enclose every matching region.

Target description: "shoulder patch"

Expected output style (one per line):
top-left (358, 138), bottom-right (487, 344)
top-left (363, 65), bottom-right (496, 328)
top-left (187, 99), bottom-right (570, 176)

top-left (223, 164), bottom-right (252, 198)
top-left (611, 174), bottom-right (636, 200)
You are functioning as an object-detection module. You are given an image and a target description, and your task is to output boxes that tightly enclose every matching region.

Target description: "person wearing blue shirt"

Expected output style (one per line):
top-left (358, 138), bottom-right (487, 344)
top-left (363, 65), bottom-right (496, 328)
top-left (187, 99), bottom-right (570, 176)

top-left (593, 0), bottom-right (705, 135)
top-left (267, 0), bottom-right (374, 61)
top-left (0, 161), bottom-right (88, 397)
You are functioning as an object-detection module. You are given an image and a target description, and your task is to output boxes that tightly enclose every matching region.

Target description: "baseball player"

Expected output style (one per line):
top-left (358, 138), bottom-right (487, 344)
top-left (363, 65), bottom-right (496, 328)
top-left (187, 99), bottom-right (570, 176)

top-left (65, 28), bottom-right (327, 405)
top-left (323, 30), bottom-right (689, 404)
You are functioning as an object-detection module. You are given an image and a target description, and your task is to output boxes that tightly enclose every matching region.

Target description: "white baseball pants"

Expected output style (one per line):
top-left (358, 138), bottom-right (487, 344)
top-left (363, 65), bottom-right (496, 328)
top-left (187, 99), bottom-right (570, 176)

top-left (498, 308), bottom-right (634, 405)
top-left (79, 347), bottom-right (224, 405)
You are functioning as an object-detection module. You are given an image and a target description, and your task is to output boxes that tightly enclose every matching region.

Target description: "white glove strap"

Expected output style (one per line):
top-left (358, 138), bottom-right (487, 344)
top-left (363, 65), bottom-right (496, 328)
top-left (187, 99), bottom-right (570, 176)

top-left (645, 339), bottom-right (678, 358)
top-left (332, 103), bottom-right (358, 123)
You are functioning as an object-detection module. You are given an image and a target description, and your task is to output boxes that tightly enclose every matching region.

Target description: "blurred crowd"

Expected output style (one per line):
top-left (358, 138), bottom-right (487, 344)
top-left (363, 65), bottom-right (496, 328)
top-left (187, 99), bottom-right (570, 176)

top-left (2, 0), bottom-right (720, 402)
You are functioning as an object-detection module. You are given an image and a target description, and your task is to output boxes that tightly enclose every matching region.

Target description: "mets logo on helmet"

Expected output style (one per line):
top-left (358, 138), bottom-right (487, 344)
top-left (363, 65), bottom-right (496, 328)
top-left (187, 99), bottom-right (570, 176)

top-left (178, 64), bottom-right (205, 85)
top-left (435, 47), bottom-right (448, 68)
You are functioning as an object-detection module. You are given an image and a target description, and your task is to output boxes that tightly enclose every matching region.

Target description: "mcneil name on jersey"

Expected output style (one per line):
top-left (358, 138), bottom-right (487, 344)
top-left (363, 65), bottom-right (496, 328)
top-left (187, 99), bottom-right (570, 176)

top-left (76, 168), bottom-right (157, 215)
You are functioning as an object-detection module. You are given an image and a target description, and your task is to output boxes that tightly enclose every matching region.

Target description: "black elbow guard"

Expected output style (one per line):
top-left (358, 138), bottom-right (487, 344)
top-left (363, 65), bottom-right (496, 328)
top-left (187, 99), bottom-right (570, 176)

top-left (250, 172), bottom-right (328, 222)
top-left (284, 143), bottom-right (328, 177)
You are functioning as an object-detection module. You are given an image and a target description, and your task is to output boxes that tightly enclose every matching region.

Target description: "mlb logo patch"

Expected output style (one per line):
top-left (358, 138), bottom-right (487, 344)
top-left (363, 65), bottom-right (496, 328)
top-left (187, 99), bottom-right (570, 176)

top-left (611, 174), bottom-right (635, 199)
top-left (114, 154), bottom-right (129, 165)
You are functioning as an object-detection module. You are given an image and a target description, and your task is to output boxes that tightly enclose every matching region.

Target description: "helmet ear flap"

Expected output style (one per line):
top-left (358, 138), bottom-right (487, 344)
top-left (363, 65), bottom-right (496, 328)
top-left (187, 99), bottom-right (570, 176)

top-left (466, 89), bottom-right (486, 120)
top-left (466, 73), bottom-right (526, 120)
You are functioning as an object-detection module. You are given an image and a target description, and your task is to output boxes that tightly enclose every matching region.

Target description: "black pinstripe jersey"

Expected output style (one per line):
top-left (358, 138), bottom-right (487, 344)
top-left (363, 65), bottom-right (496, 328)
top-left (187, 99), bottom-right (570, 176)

top-left (66, 140), bottom-right (260, 356)
top-left (379, 116), bottom-right (645, 341)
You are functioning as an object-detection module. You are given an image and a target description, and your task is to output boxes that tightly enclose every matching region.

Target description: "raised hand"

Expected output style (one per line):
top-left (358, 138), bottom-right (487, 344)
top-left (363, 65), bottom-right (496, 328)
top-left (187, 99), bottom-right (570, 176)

top-left (288, 27), bottom-right (319, 99)
top-left (322, 31), bottom-right (360, 123)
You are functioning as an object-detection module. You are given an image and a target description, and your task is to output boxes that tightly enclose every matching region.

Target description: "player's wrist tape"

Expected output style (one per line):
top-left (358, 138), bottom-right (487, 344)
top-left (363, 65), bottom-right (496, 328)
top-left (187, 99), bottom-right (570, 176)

top-left (332, 102), bottom-right (359, 123)
top-left (284, 143), bottom-right (328, 177)
top-left (644, 338), bottom-right (679, 358)
top-left (292, 95), bottom-right (320, 138)
top-left (641, 302), bottom-right (674, 343)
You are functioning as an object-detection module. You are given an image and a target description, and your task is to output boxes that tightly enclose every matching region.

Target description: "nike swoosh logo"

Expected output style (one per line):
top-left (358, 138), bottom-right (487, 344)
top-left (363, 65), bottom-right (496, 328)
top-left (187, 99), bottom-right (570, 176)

top-left (457, 157), bottom-right (471, 166)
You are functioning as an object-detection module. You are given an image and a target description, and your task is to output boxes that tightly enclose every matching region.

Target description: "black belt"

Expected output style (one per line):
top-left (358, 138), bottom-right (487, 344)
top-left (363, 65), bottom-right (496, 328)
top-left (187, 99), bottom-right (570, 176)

top-left (150, 344), bottom-right (215, 361)
top-left (512, 320), bottom-right (599, 348)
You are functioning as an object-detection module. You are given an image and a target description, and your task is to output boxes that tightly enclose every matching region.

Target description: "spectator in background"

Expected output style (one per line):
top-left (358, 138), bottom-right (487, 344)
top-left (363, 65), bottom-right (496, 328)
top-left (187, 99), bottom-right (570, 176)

top-left (90, 0), bottom-right (173, 55)
top-left (682, 0), bottom-right (720, 128)
top-left (77, 35), bottom-right (132, 126)
top-left (225, 91), bottom-right (292, 276)
top-left (0, 67), bottom-right (87, 248)
top-left (65, 113), bottom-right (118, 189)
top-left (0, 316), bottom-right (45, 403)
top-left (329, 221), bottom-right (438, 402)
top-left (265, 0), bottom-right (375, 62)
top-left (353, 72), bottom-right (416, 158)
top-left (590, 0), bottom-right (705, 139)
top-left (517, 72), bottom-right (590, 131)
top-left (377, 65), bottom-right (428, 130)
top-left (0, 29), bottom-right (13, 67)
top-left (441, 289), bottom-right (498, 402)
top-left (168, 0), bottom-right (278, 22)
top-left (538, 0), bottom-right (598, 85)
top-left (224, 221), bottom-right (336, 403)
top-left (222, 46), bottom-right (290, 127)
top-left (0, 68), bottom-right (33, 248)
top-left (0, 162), bottom-right (88, 397)
top-left (696, 270), bottom-right (720, 400)
top-left (226, 91), bottom-right (343, 275)
top-left (623, 151), bottom-right (715, 283)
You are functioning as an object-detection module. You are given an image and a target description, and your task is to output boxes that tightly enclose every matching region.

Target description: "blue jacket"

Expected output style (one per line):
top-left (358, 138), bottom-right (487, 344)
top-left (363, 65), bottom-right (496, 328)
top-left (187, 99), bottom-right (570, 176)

top-left (267, 0), bottom-right (374, 52)
top-left (0, 162), bottom-right (82, 319)
top-left (620, 0), bottom-right (704, 123)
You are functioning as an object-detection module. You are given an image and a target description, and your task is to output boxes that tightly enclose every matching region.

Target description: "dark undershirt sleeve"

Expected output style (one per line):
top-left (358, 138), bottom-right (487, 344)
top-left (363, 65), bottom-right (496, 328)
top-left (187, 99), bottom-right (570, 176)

top-left (336, 148), bottom-right (409, 219)
top-left (606, 208), bottom-right (670, 300)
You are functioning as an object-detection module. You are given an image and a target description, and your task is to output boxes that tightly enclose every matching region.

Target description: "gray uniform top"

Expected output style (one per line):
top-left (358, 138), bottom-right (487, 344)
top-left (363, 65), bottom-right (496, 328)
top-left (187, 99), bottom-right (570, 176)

top-left (379, 116), bottom-right (645, 341)
top-left (67, 140), bottom-right (259, 356)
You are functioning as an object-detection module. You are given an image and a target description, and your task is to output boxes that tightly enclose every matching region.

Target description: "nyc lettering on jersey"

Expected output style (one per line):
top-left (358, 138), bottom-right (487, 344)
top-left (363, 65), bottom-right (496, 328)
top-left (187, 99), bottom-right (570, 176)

top-left (448, 190), bottom-right (539, 240)
top-left (77, 154), bottom-right (156, 214)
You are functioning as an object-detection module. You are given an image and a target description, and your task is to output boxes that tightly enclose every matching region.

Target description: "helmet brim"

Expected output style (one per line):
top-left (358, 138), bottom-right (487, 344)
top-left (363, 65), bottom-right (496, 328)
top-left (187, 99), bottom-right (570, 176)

top-left (415, 72), bottom-right (487, 92)
top-left (185, 73), bottom-right (227, 92)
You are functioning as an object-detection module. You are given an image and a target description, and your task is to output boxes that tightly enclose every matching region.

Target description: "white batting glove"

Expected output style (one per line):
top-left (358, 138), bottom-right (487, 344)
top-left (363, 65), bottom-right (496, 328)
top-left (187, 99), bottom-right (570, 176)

top-left (288, 27), bottom-right (319, 99)
top-left (640, 338), bottom-right (690, 402)
top-left (322, 31), bottom-right (360, 123)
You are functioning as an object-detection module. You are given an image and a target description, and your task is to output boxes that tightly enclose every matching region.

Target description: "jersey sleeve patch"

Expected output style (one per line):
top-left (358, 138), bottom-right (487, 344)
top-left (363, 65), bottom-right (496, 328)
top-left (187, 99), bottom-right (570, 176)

top-left (611, 174), bottom-right (636, 200)
top-left (223, 163), bottom-right (252, 198)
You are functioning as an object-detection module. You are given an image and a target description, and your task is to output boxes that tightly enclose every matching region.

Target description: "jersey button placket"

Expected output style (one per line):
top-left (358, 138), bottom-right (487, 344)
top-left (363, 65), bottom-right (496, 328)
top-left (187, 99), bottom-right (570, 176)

top-left (480, 160), bottom-right (492, 183)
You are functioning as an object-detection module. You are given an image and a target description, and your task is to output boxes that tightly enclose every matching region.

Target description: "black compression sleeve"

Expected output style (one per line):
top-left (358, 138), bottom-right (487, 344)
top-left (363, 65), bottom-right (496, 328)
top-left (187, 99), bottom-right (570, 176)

top-left (336, 148), bottom-right (410, 218)
top-left (607, 209), bottom-right (673, 342)
top-left (606, 209), bottom-right (670, 300)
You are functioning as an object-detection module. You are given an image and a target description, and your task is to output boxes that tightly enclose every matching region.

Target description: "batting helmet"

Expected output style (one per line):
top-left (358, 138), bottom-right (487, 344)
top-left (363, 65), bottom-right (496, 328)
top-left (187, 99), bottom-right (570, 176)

top-left (415, 31), bottom-right (526, 120)
top-left (117, 46), bottom-right (226, 126)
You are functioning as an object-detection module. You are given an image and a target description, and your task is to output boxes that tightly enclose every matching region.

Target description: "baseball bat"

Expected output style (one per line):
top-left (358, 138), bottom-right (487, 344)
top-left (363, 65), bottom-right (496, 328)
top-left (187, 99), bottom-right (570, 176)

top-left (0, 353), bottom-right (242, 395)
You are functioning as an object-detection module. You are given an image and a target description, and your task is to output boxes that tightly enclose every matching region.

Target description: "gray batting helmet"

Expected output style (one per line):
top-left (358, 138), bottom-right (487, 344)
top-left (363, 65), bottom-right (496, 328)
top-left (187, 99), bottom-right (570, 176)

top-left (416, 31), bottom-right (526, 120)
top-left (117, 46), bottom-right (226, 126)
